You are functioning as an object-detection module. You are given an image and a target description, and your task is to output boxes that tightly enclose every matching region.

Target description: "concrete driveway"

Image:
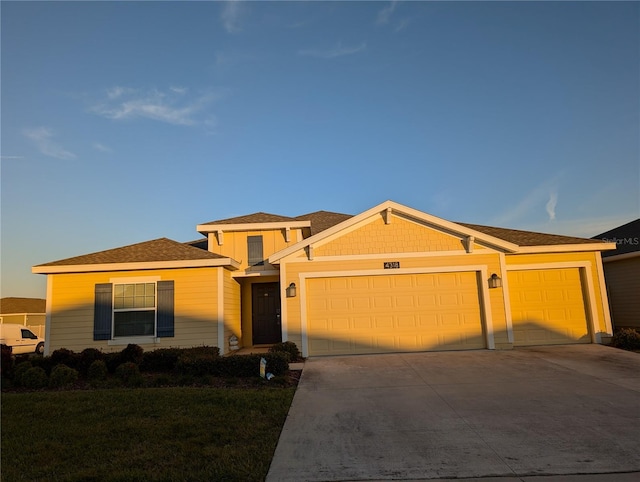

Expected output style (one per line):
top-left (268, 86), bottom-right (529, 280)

top-left (267, 345), bottom-right (640, 481)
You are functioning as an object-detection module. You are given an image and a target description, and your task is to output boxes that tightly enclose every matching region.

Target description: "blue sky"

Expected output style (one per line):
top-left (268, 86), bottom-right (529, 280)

top-left (2, 1), bottom-right (638, 299)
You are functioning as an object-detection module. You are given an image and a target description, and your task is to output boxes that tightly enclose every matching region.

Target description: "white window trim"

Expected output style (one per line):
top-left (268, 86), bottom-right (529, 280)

top-left (110, 277), bottom-right (160, 340)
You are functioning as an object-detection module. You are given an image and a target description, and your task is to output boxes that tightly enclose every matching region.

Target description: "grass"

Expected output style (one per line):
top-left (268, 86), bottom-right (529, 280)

top-left (1, 387), bottom-right (295, 481)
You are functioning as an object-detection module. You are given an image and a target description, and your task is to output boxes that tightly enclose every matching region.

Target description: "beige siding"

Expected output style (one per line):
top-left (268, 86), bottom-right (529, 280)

top-left (223, 271), bottom-right (242, 353)
top-left (604, 256), bottom-right (640, 329)
top-left (208, 228), bottom-right (303, 271)
top-left (315, 215), bottom-right (465, 256)
top-left (48, 267), bottom-right (222, 353)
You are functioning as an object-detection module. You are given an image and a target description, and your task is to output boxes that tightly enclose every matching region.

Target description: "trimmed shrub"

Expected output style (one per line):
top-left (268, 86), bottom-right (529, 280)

top-left (28, 355), bottom-right (55, 376)
top-left (49, 364), bottom-right (79, 389)
top-left (176, 352), bottom-right (219, 377)
top-left (21, 366), bottom-right (48, 389)
top-left (50, 348), bottom-right (80, 370)
top-left (13, 361), bottom-right (33, 386)
top-left (182, 346), bottom-right (220, 358)
top-left (115, 362), bottom-right (143, 387)
top-left (140, 348), bottom-right (183, 372)
top-left (120, 344), bottom-right (144, 365)
top-left (177, 352), bottom-right (289, 378)
top-left (87, 360), bottom-right (108, 382)
top-left (103, 352), bottom-right (123, 373)
top-left (269, 341), bottom-right (302, 361)
top-left (611, 328), bottom-right (640, 351)
top-left (79, 348), bottom-right (104, 375)
top-left (1, 344), bottom-right (13, 378)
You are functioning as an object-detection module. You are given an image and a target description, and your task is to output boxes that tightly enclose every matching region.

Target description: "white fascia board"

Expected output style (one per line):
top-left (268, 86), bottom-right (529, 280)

top-left (515, 242), bottom-right (617, 254)
top-left (386, 201), bottom-right (520, 253)
top-left (197, 220), bottom-right (310, 234)
top-left (269, 199), bottom-right (519, 264)
top-left (32, 258), bottom-right (241, 274)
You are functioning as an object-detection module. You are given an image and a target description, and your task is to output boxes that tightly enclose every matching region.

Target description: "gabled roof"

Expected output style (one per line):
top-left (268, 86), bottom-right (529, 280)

top-left (269, 200), bottom-right (614, 263)
top-left (197, 211), bottom-right (311, 234)
top-left (592, 218), bottom-right (640, 257)
top-left (458, 223), bottom-right (602, 247)
top-left (1, 297), bottom-right (46, 314)
top-left (200, 212), bottom-right (298, 225)
top-left (33, 238), bottom-right (240, 274)
top-left (295, 210), bottom-right (353, 235)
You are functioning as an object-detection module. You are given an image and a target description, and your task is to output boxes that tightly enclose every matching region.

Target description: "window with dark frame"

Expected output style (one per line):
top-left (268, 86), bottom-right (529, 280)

top-left (248, 235), bottom-right (264, 266)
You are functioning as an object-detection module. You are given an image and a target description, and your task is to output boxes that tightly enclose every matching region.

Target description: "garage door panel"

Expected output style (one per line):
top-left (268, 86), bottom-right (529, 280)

top-left (508, 268), bottom-right (590, 346)
top-left (307, 272), bottom-right (485, 356)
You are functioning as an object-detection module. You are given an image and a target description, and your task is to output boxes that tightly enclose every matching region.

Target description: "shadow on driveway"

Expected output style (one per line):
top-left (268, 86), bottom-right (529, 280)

top-left (267, 345), bottom-right (640, 481)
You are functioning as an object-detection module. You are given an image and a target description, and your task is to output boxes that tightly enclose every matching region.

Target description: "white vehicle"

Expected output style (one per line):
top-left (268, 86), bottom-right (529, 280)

top-left (0, 324), bottom-right (45, 355)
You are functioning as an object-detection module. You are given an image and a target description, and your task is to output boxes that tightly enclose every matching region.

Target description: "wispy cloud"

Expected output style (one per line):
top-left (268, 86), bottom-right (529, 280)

top-left (92, 142), bottom-right (112, 153)
top-left (23, 127), bottom-right (76, 160)
top-left (492, 174), bottom-right (562, 226)
top-left (546, 190), bottom-right (558, 221)
top-left (376, 1), bottom-right (409, 32)
top-left (376, 1), bottom-right (398, 25)
top-left (298, 42), bottom-right (367, 59)
top-left (91, 87), bottom-right (219, 126)
top-left (221, 0), bottom-right (244, 33)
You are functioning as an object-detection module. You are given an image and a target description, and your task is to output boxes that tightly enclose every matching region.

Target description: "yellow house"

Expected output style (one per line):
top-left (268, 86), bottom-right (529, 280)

top-left (33, 200), bottom-right (616, 357)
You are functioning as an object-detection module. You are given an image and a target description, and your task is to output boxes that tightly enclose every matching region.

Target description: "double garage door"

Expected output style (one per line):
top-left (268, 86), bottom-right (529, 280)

top-left (306, 271), bottom-right (486, 356)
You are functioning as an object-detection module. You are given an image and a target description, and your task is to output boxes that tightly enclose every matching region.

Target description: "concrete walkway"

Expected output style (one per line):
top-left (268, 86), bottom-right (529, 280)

top-left (267, 345), bottom-right (640, 481)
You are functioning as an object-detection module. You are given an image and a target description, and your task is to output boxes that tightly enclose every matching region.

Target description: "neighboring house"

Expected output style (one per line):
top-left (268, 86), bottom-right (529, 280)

top-left (33, 200), bottom-right (615, 357)
top-left (592, 219), bottom-right (640, 330)
top-left (0, 297), bottom-right (47, 337)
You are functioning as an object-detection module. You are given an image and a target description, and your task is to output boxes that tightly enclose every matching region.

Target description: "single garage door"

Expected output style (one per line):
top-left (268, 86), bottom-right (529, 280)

top-left (508, 268), bottom-right (590, 346)
top-left (306, 271), bottom-right (485, 356)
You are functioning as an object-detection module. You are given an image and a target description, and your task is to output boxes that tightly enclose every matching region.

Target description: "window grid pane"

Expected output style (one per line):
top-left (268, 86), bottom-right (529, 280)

top-left (114, 282), bottom-right (156, 311)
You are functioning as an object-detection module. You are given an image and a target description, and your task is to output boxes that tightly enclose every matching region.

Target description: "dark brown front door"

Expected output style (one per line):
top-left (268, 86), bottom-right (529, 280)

top-left (252, 283), bottom-right (282, 344)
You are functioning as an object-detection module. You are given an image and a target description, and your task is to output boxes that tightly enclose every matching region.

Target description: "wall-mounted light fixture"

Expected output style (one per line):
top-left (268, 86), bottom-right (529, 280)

top-left (488, 273), bottom-right (502, 289)
top-left (286, 282), bottom-right (297, 298)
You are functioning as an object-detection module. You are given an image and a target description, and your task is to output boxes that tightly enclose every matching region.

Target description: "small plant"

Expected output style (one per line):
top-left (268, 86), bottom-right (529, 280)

top-left (21, 366), bottom-right (49, 389)
top-left (79, 348), bottom-right (104, 375)
top-left (49, 364), bottom-right (79, 389)
top-left (611, 328), bottom-right (640, 351)
top-left (115, 362), bottom-right (143, 387)
top-left (269, 341), bottom-right (302, 361)
top-left (140, 348), bottom-right (183, 372)
top-left (13, 361), bottom-right (33, 386)
top-left (51, 348), bottom-right (80, 370)
top-left (87, 360), bottom-right (108, 382)
top-left (1, 344), bottom-right (13, 379)
top-left (120, 344), bottom-right (144, 365)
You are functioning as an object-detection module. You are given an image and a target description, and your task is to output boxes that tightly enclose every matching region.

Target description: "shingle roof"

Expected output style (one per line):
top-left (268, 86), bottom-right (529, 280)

top-left (35, 238), bottom-right (229, 267)
top-left (295, 210), bottom-right (353, 235)
top-left (201, 212), bottom-right (298, 225)
top-left (458, 222), bottom-right (606, 247)
top-left (185, 238), bottom-right (208, 250)
top-left (592, 218), bottom-right (640, 257)
top-left (0, 297), bottom-right (46, 314)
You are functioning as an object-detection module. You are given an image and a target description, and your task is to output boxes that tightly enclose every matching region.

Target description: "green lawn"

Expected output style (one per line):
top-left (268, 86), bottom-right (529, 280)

top-left (1, 387), bottom-right (295, 482)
